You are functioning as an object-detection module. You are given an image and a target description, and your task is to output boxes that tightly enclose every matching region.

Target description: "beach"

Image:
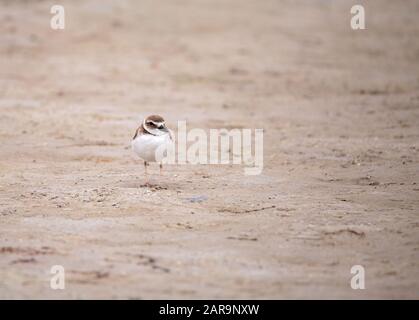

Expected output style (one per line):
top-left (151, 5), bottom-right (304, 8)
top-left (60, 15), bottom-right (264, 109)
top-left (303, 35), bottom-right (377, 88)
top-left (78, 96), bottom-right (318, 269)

top-left (0, 0), bottom-right (418, 299)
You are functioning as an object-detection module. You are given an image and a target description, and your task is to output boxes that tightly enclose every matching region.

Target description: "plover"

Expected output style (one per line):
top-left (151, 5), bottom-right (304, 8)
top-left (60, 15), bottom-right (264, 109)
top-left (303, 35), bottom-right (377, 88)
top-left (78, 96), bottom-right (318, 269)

top-left (132, 115), bottom-right (173, 179)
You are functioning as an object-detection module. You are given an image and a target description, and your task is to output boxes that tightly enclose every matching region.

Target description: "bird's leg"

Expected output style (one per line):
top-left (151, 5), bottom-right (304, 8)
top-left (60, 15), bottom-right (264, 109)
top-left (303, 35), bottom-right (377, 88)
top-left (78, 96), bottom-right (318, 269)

top-left (144, 161), bottom-right (149, 185)
top-left (159, 162), bottom-right (163, 175)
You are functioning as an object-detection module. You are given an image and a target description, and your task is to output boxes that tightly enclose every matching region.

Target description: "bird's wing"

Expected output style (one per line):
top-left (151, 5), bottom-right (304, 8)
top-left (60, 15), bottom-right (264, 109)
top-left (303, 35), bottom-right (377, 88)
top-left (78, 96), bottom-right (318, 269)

top-left (133, 124), bottom-right (145, 140)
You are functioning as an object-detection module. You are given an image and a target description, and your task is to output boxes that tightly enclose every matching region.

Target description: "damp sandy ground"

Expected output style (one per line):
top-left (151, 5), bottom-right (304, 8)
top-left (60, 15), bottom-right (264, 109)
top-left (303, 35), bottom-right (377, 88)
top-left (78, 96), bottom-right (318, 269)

top-left (0, 0), bottom-right (418, 299)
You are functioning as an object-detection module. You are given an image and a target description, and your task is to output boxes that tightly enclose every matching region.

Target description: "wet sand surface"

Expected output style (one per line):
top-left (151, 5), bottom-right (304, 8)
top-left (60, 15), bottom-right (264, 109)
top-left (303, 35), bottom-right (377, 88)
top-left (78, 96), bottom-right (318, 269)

top-left (0, 0), bottom-right (418, 298)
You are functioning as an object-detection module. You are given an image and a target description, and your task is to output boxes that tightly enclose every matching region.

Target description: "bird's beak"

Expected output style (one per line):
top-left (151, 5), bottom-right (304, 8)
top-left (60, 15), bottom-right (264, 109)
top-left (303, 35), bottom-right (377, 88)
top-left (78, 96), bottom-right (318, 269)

top-left (160, 125), bottom-right (169, 132)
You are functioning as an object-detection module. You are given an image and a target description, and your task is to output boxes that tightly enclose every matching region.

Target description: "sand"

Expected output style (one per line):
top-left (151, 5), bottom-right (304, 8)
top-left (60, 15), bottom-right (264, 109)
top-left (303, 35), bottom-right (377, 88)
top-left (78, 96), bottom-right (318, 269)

top-left (0, 0), bottom-right (418, 299)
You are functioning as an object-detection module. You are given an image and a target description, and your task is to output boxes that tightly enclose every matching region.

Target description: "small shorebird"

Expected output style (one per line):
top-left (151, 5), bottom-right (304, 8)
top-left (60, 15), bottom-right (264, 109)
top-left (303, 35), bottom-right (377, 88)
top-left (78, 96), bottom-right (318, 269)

top-left (131, 115), bottom-right (172, 182)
